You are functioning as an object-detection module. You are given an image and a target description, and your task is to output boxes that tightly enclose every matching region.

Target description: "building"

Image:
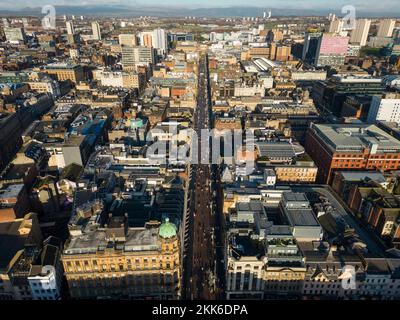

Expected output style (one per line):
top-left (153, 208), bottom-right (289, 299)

top-left (329, 19), bottom-right (344, 34)
top-left (377, 19), bottom-right (396, 38)
top-left (66, 21), bottom-right (75, 35)
top-left (348, 186), bottom-right (400, 244)
top-left (279, 193), bottom-right (323, 241)
top-left (305, 123), bottom-right (400, 183)
top-left (3, 27), bottom-right (26, 43)
top-left (331, 171), bottom-right (388, 202)
top-left (272, 163), bottom-right (318, 183)
top-left (0, 113), bottom-right (24, 172)
top-left (313, 75), bottom-right (384, 116)
top-left (225, 233), bottom-right (266, 299)
top-left (91, 21), bottom-right (101, 41)
top-left (139, 29), bottom-right (168, 56)
top-left (302, 32), bottom-right (322, 65)
top-left (152, 29), bottom-right (168, 56)
top-left (350, 19), bottom-right (371, 46)
top-left (0, 213), bottom-right (43, 300)
top-left (43, 63), bottom-right (85, 83)
top-left (341, 95), bottom-right (373, 121)
top-left (367, 94), bottom-right (400, 124)
top-left (27, 237), bottom-right (64, 300)
top-left (62, 217), bottom-right (181, 299)
top-left (118, 34), bottom-right (137, 46)
top-left (93, 69), bottom-right (146, 92)
top-left (0, 184), bottom-right (31, 222)
top-left (121, 46), bottom-right (156, 70)
top-left (315, 33), bottom-right (349, 67)
top-left (27, 78), bottom-right (61, 99)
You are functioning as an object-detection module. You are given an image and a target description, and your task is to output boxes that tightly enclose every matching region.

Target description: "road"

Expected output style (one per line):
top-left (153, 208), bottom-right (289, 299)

top-left (182, 54), bottom-right (217, 300)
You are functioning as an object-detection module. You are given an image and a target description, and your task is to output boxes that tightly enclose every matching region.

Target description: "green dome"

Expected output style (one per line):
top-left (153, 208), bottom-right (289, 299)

top-left (159, 218), bottom-right (177, 239)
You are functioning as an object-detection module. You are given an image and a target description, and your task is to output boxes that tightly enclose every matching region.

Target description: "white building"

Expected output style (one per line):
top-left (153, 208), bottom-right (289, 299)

top-left (4, 27), bottom-right (26, 43)
top-left (367, 95), bottom-right (400, 124)
top-left (93, 69), bottom-right (124, 87)
top-left (377, 19), bottom-right (396, 38)
top-left (28, 266), bottom-right (61, 300)
top-left (91, 21), bottom-right (101, 41)
top-left (350, 19), bottom-right (371, 46)
top-left (329, 19), bottom-right (344, 34)
top-left (27, 237), bottom-right (63, 300)
top-left (139, 28), bottom-right (168, 56)
top-left (152, 28), bottom-right (168, 56)
top-left (66, 21), bottom-right (75, 35)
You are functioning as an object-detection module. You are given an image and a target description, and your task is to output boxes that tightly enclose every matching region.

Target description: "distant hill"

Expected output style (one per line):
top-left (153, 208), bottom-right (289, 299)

top-left (0, 5), bottom-right (399, 18)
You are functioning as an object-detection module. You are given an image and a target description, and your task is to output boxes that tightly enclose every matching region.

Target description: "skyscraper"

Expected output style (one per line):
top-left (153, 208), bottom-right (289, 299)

top-left (315, 33), bottom-right (349, 67)
top-left (139, 29), bottom-right (168, 56)
top-left (329, 19), bottom-right (344, 34)
top-left (152, 28), bottom-right (168, 56)
top-left (91, 21), bottom-right (101, 41)
top-left (377, 19), bottom-right (396, 37)
top-left (350, 19), bottom-right (371, 46)
top-left (66, 21), bottom-right (75, 35)
top-left (302, 32), bottom-right (322, 65)
top-left (140, 31), bottom-right (153, 48)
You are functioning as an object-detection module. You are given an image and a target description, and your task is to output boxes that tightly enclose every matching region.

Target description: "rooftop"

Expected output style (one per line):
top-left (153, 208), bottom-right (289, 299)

top-left (311, 123), bottom-right (400, 153)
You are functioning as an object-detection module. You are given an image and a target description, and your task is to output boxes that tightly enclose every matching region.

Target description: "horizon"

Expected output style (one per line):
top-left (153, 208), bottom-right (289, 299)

top-left (0, 1), bottom-right (399, 16)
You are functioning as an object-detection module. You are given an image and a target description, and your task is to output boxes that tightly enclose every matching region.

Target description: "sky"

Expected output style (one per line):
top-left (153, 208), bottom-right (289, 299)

top-left (1, 0), bottom-right (400, 13)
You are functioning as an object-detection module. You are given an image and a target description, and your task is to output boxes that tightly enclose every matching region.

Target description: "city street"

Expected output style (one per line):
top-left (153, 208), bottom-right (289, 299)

top-left (182, 54), bottom-right (217, 299)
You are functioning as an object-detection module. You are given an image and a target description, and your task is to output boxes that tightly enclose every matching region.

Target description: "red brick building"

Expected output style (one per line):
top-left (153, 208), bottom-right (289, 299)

top-left (305, 123), bottom-right (400, 183)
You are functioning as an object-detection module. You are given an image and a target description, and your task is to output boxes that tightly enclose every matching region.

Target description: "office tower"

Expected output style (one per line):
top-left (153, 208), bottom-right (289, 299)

top-left (350, 19), bottom-right (371, 46)
top-left (152, 28), bottom-right (168, 55)
top-left (377, 19), bottom-right (396, 37)
top-left (329, 19), bottom-right (344, 34)
top-left (139, 29), bottom-right (168, 56)
top-left (66, 21), bottom-right (75, 35)
top-left (92, 21), bottom-right (101, 41)
top-left (3, 27), bottom-right (26, 43)
top-left (140, 31), bottom-right (153, 47)
top-left (302, 32), bottom-right (322, 65)
top-left (119, 33), bottom-right (137, 46)
top-left (121, 46), bottom-right (155, 70)
top-left (313, 74), bottom-right (384, 116)
top-left (314, 33), bottom-right (349, 67)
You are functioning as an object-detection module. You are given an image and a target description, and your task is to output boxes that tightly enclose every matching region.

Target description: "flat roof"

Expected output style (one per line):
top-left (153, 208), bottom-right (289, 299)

top-left (63, 226), bottom-right (160, 255)
top-left (256, 141), bottom-right (296, 158)
top-left (311, 123), bottom-right (400, 153)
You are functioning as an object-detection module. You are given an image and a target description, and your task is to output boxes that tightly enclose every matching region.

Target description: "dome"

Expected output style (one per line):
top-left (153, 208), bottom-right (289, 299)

top-left (159, 218), bottom-right (177, 239)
